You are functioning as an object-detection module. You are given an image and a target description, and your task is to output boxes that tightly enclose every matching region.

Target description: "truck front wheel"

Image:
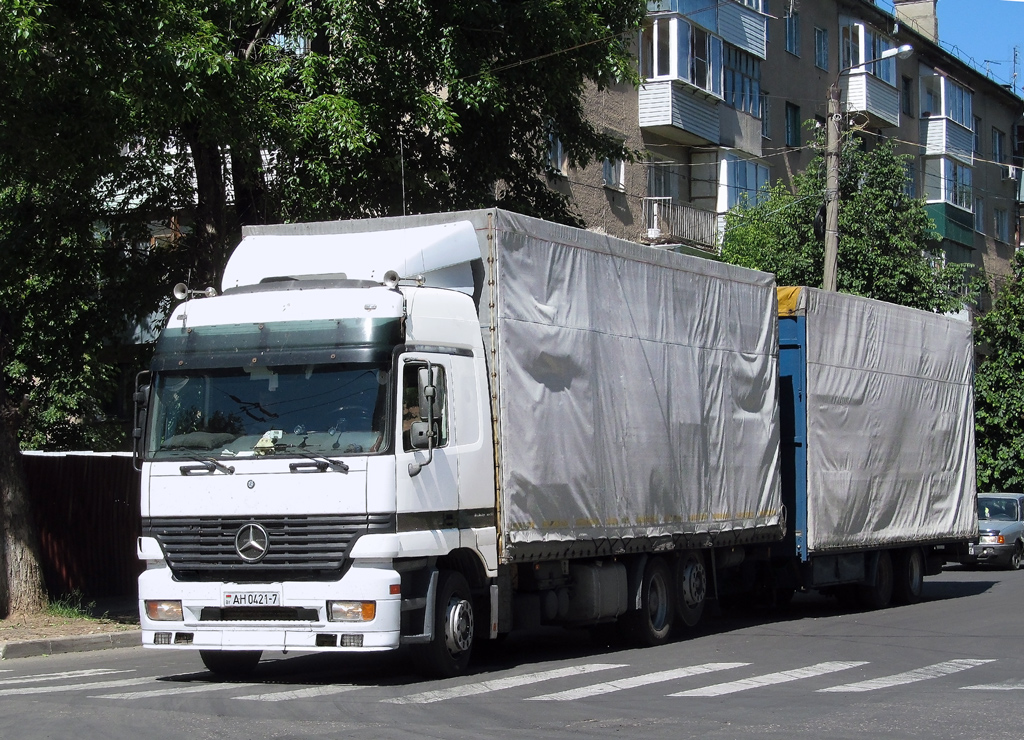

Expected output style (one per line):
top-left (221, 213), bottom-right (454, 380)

top-left (413, 570), bottom-right (474, 678)
top-left (627, 556), bottom-right (674, 647)
top-left (199, 649), bottom-right (262, 676)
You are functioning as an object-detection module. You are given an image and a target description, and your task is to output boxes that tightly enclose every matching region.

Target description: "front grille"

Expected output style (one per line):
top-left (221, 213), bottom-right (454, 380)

top-left (200, 607), bottom-right (320, 621)
top-left (142, 514), bottom-right (396, 582)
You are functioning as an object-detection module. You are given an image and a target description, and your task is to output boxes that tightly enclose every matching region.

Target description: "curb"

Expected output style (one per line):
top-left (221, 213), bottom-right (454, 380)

top-left (0, 630), bottom-right (142, 660)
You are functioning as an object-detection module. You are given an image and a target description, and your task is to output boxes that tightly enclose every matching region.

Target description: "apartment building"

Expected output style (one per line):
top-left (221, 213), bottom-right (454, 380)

top-left (564, 0), bottom-right (1024, 297)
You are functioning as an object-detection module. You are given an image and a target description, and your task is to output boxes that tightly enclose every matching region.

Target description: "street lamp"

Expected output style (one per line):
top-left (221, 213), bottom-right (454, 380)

top-left (822, 44), bottom-right (913, 292)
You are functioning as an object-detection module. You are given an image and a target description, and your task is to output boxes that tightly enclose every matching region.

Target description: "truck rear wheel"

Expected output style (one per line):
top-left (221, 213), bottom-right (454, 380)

top-left (892, 548), bottom-right (924, 604)
top-left (199, 649), bottom-right (262, 676)
top-left (627, 556), bottom-right (674, 647)
top-left (413, 570), bottom-right (474, 678)
top-left (858, 550), bottom-right (893, 610)
top-left (674, 551), bottom-right (707, 628)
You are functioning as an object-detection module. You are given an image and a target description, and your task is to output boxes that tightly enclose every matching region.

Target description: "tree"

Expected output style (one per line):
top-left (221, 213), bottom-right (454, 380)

top-left (975, 252), bottom-right (1024, 492)
top-left (721, 133), bottom-right (968, 313)
top-left (0, 0), bottom-right (645, 613)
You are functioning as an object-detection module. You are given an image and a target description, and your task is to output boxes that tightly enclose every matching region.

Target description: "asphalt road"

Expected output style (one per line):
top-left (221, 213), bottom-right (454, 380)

top-left (0, 565), bottom-right (1019, 740)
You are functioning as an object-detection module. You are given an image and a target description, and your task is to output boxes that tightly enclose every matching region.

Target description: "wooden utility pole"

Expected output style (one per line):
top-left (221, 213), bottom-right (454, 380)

top-left (823, 83), bottom-right (842, 292)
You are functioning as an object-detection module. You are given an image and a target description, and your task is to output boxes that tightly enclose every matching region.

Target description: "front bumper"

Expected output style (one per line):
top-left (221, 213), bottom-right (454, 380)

top-left (959, 541), bottom-right (1015, 566)
top-left (138, 563), bottom-right (401, 652)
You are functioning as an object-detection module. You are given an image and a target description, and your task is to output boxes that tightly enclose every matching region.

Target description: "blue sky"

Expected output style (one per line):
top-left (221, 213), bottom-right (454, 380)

top-left (934, 0), bottom-right (1023, 95)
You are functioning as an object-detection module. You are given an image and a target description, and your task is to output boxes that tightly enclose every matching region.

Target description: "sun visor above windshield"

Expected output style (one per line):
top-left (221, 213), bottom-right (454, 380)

top-left (221, 220), bottom-right (482, 294)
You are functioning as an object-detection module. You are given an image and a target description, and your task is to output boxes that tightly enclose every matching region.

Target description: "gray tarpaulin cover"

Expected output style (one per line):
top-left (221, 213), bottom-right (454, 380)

top-left (792, 287), bottom-right (976, 552)
top-left (488, 212), bottom-right (781, 549)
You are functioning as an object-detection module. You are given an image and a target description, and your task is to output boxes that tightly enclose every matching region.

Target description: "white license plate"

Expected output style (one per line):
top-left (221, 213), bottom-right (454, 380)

top-left (968, 544), bottom-right (975, 555)
top-left (223, 591), bottom-right (281, 607)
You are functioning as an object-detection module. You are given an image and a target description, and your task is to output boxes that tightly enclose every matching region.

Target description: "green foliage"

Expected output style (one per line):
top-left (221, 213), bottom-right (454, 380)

top-left (47, 590), bottom-right (98, 620)
top-left (0, 0), bottom-right (645, 449)
top-left (975, 252), bottom-right (1024, 492)
top-left (721, 132), bottom-right (969, 314)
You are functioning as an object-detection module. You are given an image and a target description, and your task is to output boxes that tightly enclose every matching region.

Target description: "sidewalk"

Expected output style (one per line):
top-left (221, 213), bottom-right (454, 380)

top-left (0, 597), bottom-right (141, 661)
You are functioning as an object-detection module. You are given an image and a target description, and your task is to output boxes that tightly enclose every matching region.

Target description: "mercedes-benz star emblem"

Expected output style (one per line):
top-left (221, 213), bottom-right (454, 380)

top-left (235, 523), bottom-right (270, 563)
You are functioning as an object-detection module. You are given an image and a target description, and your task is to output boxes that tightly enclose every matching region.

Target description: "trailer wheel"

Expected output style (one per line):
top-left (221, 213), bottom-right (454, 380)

top-left (858, 550), bottom-right (893, 610)
top-left (674, 551), bottom-right (707, 628)
top-left (199, 649), bottom-right (262, 676)
top-left (413, 570), bottom-right (474, 678)
top-left (892, 548), bottom-right (924, 604)
top-left (627, 556), bottom-right (674, 647)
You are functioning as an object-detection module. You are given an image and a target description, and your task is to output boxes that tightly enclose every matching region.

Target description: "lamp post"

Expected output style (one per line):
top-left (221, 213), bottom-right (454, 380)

top-left (822, 43), bottom-right (913, 292)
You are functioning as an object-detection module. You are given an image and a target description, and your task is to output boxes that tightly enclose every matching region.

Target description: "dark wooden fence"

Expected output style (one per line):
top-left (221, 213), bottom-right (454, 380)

top-left (22, 452), bottom-right (141, 599)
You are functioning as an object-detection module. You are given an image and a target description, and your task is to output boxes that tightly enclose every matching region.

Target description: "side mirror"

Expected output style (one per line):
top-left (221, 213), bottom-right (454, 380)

top-left (417, 367), bottom-right (437, 421)
top-left (408, 420), bottom-right (431, 450)
top-left (132, 372), bottom-right (151, 472)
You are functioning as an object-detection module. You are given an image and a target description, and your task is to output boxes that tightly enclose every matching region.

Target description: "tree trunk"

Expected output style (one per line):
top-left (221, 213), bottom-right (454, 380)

top-left (183, 124), bottom-right (231, 286)
top-left (0, 402), bottom-right (48, 617)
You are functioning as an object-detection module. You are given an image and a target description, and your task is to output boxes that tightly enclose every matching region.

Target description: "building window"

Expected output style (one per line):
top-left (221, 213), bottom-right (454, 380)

top-left (736, 0), bottom-right (763, 10)
top-left (785, 11), bottom-right (800, 56)
top-left (761, 92), bottom-right (770, 138)
top-left (903, 161), bottom-right (916, 197)
top-left (974, 117), bottom-right (983, 154)
top-left (814, 27), bottom-right (828, 70)
top-left (726, 155), bottom-right (770, 209)
top-left (993, 127), bottom-right (1006, 164)
top-left (925, 158), bottom-right (972, 210)
top-left (901, 77), bottom-right (914, 117)
top-left (647, 157), bottom-right (684, 202)
top-left (995, 208), bottom-right (1010, 243)
top-left (920, 74), bottom-right (971, 125)
top-left (785, 103), bottom-right (801, 147)
top-left (641, 16), bottom-right (723, 97)
top-left (841, 20), bottom-right (897, 85)
top-left (724, 46), bottom-right (762, 116)
top-left (975, 197), bottom-right (984, 232)
top-left (548, 133), bottom-right (568, 176)
top-left (602, 158), bottom-right (625, 191)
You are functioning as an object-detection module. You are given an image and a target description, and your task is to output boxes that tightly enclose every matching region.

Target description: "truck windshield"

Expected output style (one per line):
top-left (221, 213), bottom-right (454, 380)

top-left (146, 362), bottom-right (390, 459)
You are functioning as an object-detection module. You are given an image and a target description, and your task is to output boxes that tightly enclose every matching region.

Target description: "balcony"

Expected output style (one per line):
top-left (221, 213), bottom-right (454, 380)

top-left (841, 70), bottom-right (900, 128)
top-left (646, 0), bottom-right (767, 59)
top-left (640, 81), bottom-right (721, 146)
top-left (925, 202), bottom-right (975, 247)
top-left (920, 116), bottom-right (974, 164)
top-left (643, 197), bottom-right (719, 252)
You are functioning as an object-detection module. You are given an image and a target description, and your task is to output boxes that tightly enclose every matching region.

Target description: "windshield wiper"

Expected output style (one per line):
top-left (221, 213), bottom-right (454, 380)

top-left (289, 452), bottom-right (350, 474)
top-left (180, 455), bottom-right (236, 476)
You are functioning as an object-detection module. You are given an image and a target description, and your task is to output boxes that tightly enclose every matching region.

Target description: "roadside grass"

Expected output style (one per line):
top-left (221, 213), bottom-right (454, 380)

top-left (46, 590), bottom-right (103, 621)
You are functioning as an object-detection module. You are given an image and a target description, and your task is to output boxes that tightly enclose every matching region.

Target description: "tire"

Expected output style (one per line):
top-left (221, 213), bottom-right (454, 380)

top-left (858, 550), bottom-right (894, 610)
top-left (892, 548), bottom-right (925, 605)
top-left (412, 570), bottom-right (474, 679)
top-left (627, 556), bottom-right (675, 647)
top-left (1008, 542), bottom-right (1023, 571)
top-left (199, 649), bottom-right (262, 676)
top-left (674, 550), bottom-right (707, 628)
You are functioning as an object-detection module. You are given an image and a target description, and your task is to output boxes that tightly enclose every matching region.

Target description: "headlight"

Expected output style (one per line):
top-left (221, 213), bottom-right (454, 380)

top-left (979, 535), bottom-right (1005, 545)
top-left (145, 600), bottom-right (183, 621)
top-left (327, 601), bottom-right (376, 622)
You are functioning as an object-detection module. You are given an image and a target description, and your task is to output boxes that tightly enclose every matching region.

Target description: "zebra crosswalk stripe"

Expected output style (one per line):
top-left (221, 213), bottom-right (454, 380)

top-left (0, 677), bottom-right (151, 697)
top-left (670, 661), bottom-right (869, 697)
top-left (0, 669), bottom-right (130, 686)
top-left (962, 678), bottom-right (1024, 691)
top-left (383, 663), bottom-right (627, 705)
top-left (819, 659), bottom-right (996, 693)
top-left (528, 662), bottom-right (750, 701)
top-left (236, 685), bottom-right (364, 702)
top-left (97, 682), bottom-right (248, 700)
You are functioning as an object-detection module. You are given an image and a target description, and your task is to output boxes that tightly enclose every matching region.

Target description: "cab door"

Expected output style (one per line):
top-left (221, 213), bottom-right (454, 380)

top-left (394, 354), bottom-right (459, 530)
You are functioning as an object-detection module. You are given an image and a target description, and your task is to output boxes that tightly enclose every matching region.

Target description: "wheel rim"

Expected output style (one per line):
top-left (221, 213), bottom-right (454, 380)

top-left (648, 570), bottom-right (670, 631)
top-left (444, 596), bottom-right (474, 655)
top-left (680, 558), bottom-right (707, 610)
top-left (908, 551), bottom-right (923, 593)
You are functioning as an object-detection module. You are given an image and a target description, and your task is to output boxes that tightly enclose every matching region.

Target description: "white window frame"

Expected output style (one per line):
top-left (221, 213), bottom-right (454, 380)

top-left (975, 197), bottom-right (984, 232)
top-left (841, 19), bottom-right (896, 85)
top-left (548, 133), bottom-right (568, 176)
top-left (647, 156), bottom-right (683, 203)
top-left (641, 16), bottom-right (723, 97)
top-left (602, 158), bottom-right (626, 191)
top-left (993, 127), bottom-right (1006, 164)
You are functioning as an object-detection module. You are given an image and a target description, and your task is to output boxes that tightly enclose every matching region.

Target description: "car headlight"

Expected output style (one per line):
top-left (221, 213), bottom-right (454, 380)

top-left (145, 600), bottom-right (183, 621)
top-left (979, 535), bottom-right (1005, 545)
top-left (327, 601), bottom-right (376, 622)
